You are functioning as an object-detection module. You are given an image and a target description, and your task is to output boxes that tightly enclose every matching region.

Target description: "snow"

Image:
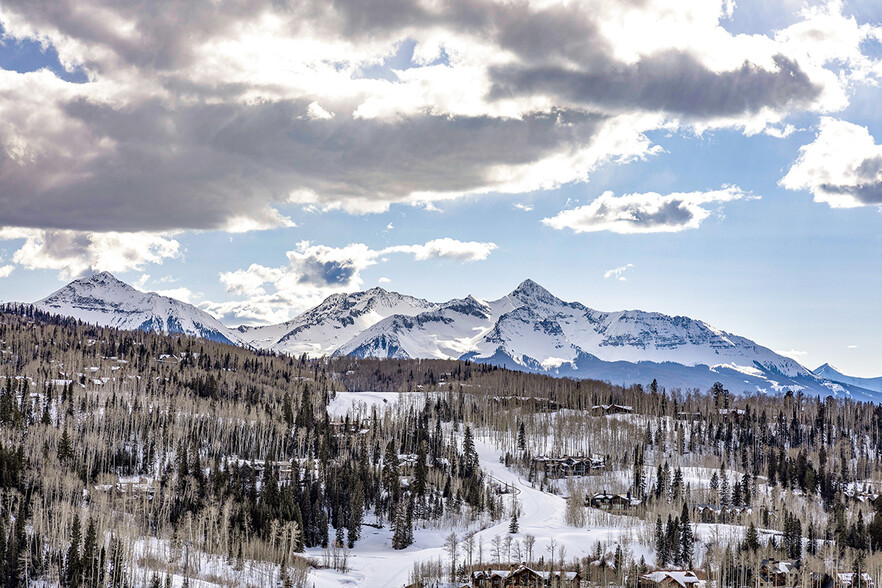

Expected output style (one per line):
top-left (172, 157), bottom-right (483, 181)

top-left (21, 273), bottom-right (879, 401)
top-left (34, 272), bottom-right (245, 346)
top-left (308, 432), bottom-right (653, 588)
top-left (326, 391), bottom-right (422, 419)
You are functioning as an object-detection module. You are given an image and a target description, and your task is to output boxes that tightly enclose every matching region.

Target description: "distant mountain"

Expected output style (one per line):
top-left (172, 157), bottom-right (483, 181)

top-left (813, 363), bottom-right (882, 394)
top-left (35, 272), bottom-right (245, 346)
top-left (236, 287), bottom-right (437, 355)
top-left (22, 273), bottom-right (881, 401)
top-left (337, 279), bottom-right (880, 401)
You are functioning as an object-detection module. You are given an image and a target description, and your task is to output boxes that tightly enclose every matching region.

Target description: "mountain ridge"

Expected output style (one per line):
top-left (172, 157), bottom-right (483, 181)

top-left (18, 273), bottom-right (880, 401)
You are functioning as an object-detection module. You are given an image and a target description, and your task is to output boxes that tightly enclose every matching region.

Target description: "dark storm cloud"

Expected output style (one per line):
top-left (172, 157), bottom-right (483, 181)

top-left (489, 52), bottom-right (822, 118)
top-left (0, 96), bottom-right (605, 231)
top-left (818, 182), bottom-right (882, 204)
top-left (0, 0), bottom-right (836, 233)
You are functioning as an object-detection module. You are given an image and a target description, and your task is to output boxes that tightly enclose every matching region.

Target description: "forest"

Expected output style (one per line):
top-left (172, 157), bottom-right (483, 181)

top-left (1, 304), bottom-right (882, 587)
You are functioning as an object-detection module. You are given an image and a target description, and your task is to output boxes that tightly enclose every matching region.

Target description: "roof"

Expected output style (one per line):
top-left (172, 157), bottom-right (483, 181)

top-left (642, 570), bottom-right (702, 588)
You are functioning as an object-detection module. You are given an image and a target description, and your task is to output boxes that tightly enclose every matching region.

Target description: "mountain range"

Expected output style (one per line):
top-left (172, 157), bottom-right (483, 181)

top-left (23, 272), bottom-right (881, 402)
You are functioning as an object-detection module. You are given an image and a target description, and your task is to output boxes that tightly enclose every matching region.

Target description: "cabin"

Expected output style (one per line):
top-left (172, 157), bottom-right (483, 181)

top-left (639, 570), bottom-right (705, 588)
top-left (469, 566), bottom-right (581, 588)
top-left (693, 504), bottom-right (751, 523)
top-left (589, 491), bottom-right (643, 512)
top-left (472, 569), bottom-right (509, 588)
top-left (533, 456), bottom-right (605, 478)
top-left (591, 404), bottom-right (634, 416)
top-left (759, 559), bottom-right (801, 588)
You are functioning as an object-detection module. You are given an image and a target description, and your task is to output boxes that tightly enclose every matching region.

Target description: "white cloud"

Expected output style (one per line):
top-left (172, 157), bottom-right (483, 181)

top-left (514, 203), bottom-right (534, 212)
top-left (0, 0), bottom-right (876, 230)
top-left (378, 277), bottom-right (391, 284)
top-left (781, 117), bottom-right (882, 208)
top-left (542, 186), bottom-right (747, 234)
top-left (0, 227), bottom-right (180, 279)
top-left (153, 287), bottom-right (196, 304)
top-left (0, 265), bottom-right (13, 278)
top-left (385, 238), bottom-right (497, 262)
top-left (207, 237), bottom-right (497, 323)
top-left (603, 264), bottom-right (634, 281)
top-left (774, 348), bottom-right (809, 360)
top-left (848, 344), bottom-right (858, 349)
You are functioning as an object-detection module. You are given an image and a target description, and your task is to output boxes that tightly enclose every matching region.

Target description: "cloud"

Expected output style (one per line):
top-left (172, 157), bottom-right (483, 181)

top-left (603, 264), bottom-right (634, 281)
top-left (206, 237), bottom-right (497, 323)
top-left (542, 186), bottom-right (747, 234)
top-left (378, 277), bottom-right (391, 284)
top-left (0, 227), bottom-right (180, 278)
top-left (513, 203), bottom-right (533, 212)
top-left (0, 0), bottom-right (876, 231)
top-left (0, 265), bottom-right (13, 278)
top-left (781, 117), bottom-right (882, 208)
top-left (384, 238), bottom-right (497, 262)
top-left (774, 348), bottom-right (809, 360)
top-left (848, 344), bottom-right (858, 349)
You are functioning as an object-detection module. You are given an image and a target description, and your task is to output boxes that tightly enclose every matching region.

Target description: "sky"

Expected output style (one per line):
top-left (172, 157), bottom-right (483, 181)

top-left (0, 0), bottom-right (881, 376)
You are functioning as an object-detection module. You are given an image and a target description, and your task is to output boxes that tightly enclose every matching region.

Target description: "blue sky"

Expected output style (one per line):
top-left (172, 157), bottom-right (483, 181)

top-left (0, 0), bottom-right (881, 376)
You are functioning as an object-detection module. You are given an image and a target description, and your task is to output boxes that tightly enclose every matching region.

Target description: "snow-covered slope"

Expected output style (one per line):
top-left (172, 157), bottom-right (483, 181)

top-left (23, 274), bottom-right (880, 400)
top-left (35, 272), bottom-right (245, 346)
top-left (236, 287), bottom-right (437, 355)
top-left (336, 280), bottom-right (879, 400)
top-left (813, 363), bottom-right (882, 394)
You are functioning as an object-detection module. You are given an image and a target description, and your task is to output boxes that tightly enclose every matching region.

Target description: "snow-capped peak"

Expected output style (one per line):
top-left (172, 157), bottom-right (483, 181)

top-left (509, 278), bottom-right (559, 305)
top-left (36, 272), bottom-right (244, 346)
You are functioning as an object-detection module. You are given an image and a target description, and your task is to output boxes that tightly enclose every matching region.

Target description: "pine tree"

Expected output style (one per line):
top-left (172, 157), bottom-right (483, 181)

top-left (66, 514), bottom-right (82, 588)
top-left (680, 502), bottom-right (694, 567)
top-left (745, 521), bottom-right (760, 552)
top-left (347, 482), bottom-right (364, 548)
top-left (509, 502), bottom-right (519, 534)
top-left (655, 515), bottom-right (667, 567)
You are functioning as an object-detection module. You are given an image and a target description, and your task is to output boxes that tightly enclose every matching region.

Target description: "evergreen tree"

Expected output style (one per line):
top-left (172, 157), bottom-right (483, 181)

top-left (745, 521), bottom-right (760, 552)
top-left (655, 515), bottom-right (667, 567)
top-left (65, 514), bottom-right (82, 588)
top-left (680, 502), bottom-right (694, 567)
top-left (509, 503), bottom-right (519, 534)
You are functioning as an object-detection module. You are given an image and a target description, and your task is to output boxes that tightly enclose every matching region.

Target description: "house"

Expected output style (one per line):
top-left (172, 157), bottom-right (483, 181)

top-left (692, 504), bottom-right (751, 523)
top-left (589, 492), bottom-right (643, 512)
top-left (835, 573), bottom-right (876, 588)
top-left (591, 404), bottom-right (634, 416)
top-left (504, 565), bottom-right (580, 587)
top-left (533, 456), bottom-right (605, 478)
top-left (759, 559), bottom-right (801, 588)
top-left (470, 566), bottom-right (581, 588)
top-left (639, 570), bottom-right (705, 588)
top-left (811, 573), bottom-right (876, 588)
top-left (472, 569), bottom-right (509, 588)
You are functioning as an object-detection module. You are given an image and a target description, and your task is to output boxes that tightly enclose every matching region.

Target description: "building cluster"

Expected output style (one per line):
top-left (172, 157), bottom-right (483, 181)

top-left (532, 456), bottom-right (606, 478)
top-left (587, 491), bottom-right (643, 512)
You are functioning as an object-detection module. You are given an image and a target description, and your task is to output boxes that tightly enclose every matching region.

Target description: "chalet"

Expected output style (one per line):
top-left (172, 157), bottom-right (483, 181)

top-left (717, 408), bottom-right (746, 420)
top-left (811, 573), bottom-right (876, 588)
top-left (835, 573), bottom-right (876, 588)
top-left (759, 559), bottom-right (801, 588)
top-left (591, 404), bottom-right (634, 416)
top-left (589, 491), bottom-right (643, 512)
top-left (693, 504), bottom-right (751, 523)
top-left (472, 569), bottom-right (509, 588)
top-left (504, 565), bottom-right (581, 587)
top-left (639, 570), bottom-right (705, 588)
top-left (533, 456), bottom-right (605, 478)
top-left (469, 566), bottom-right (581, 588)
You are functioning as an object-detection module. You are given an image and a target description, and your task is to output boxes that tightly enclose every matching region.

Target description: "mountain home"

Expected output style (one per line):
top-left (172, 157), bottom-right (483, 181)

top-left (589, 491), bottom-right (643, 512)
top-left (758, 559), bottom-right (801, 588)
top-left (639, 570), bottom-right (705, 588)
